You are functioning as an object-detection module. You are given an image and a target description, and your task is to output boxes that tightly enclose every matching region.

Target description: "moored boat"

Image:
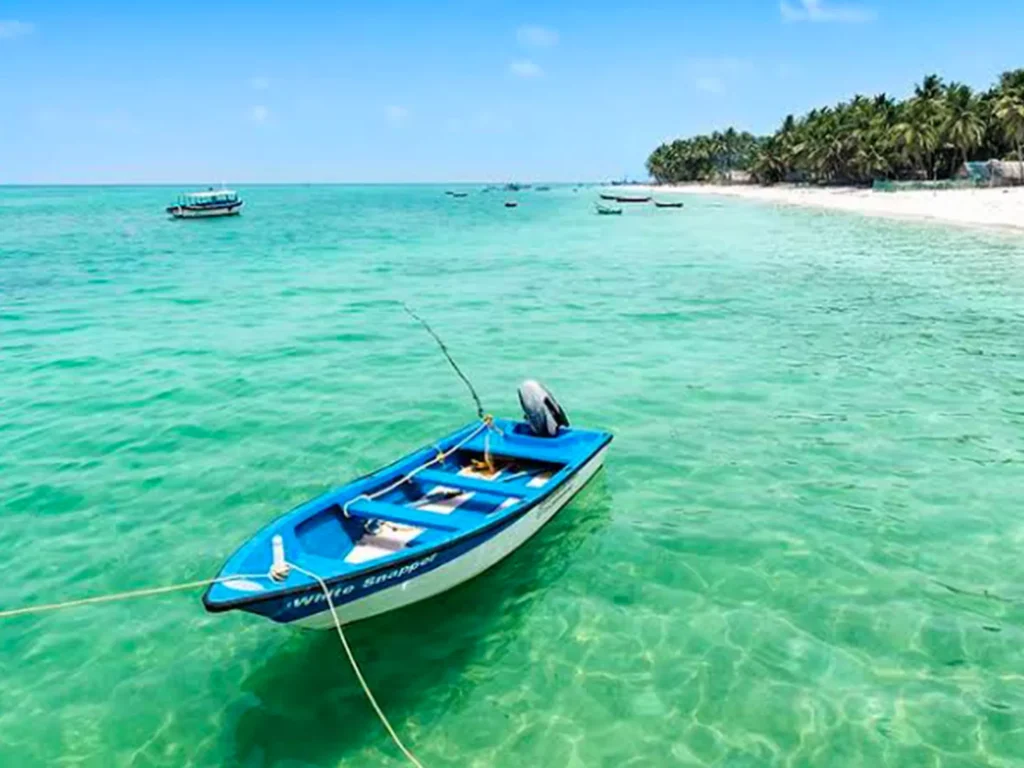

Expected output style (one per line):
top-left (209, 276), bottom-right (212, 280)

top-left (614, 195), bottom-right (651, 203)
top-left (653, 200), bottom-right (684, 208)
top-left (599, 193), bottom-right (619, 201)
top-left (166, 188), bottom-right (243, 218)
top-left (595, 203), bottom-right (622, 215)
top-left (504, 200), bottom-right (518, 208)
top-left (203, 383), bottom-right (611, 628)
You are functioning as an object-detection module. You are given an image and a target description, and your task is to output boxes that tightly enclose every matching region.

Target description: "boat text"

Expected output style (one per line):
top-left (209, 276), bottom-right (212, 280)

top-left (287, 552), bottom-right (439, 610)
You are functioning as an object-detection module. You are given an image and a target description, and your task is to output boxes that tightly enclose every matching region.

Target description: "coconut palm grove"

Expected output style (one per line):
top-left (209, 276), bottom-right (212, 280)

top-left (646, 70), bottom-right (1024, 186)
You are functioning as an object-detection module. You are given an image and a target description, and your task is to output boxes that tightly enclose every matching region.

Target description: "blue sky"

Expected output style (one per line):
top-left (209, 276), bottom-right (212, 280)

top-left (2, 0), bottom-right (1024, 183)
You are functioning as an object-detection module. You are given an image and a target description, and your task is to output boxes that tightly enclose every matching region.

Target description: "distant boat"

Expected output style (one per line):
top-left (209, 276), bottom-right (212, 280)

top-left (614, 195), bottom-right (651, 203)
top-left (535, 186), bottom-right (551, 191)
top-left (653, 200), bottom-right (684, 208)
top-left (504, 201), bottom-right (518, 208)
top-left (505, 183), bottom-right (523, 192)
top-left (595, 203), bottom-right (622, 216)
top-left (166, 188), bottom-right (243, 219)
top-left (599, 193), bottom-right (619, 201)
top-left (451, 192), bottom-right (468, 198)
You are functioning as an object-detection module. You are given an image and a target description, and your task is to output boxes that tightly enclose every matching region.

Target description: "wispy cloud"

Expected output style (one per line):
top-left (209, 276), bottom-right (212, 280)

top-left (248, 105), bottom-right (270, 123)
top-left (249, 76), bottom-right (270, 91)
top-left (0, 20), bottom-right (34, 39)
top-left (694, 76), bottom-right (725, 94)
top-left (685, 57), bottom-right (750, 94)
top-left (516, 25), bottom-right (558, 48)
top-left (386, 105), bottom-right (409, 122)
top-left (780, 0), bottom-right (876, 23)
top-left (509, 59), bottom-right (543, 78)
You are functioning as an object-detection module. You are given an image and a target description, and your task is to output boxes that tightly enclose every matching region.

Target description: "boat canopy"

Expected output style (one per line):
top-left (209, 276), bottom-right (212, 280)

top-left (177, 189), bottom-right (239, 205)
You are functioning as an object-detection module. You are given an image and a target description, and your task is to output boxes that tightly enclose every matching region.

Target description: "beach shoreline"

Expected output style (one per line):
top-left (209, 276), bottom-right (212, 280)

top-left (624, 183), bottom-right (1024, 233)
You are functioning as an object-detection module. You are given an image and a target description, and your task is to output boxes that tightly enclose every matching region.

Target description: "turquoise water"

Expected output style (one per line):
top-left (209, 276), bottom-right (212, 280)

top-left (2, 185), bottom-right (1023, 767)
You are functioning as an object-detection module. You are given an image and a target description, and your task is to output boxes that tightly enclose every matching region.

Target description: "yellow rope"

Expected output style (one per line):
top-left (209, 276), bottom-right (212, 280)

top-left (289, 562), bottom-right (426, 768)
top-left (343, 420), bottom-right (490, 518)
top-left (0, 574), bottom-right (271, 620)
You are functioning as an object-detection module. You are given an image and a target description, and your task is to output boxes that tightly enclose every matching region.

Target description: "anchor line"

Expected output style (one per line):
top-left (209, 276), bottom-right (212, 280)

top-left (288, 562), bottom-right (426, 768)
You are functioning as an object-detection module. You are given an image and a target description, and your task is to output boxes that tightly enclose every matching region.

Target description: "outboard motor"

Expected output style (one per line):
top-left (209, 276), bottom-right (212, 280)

top-left (518, 380), bottom-right (569, 437)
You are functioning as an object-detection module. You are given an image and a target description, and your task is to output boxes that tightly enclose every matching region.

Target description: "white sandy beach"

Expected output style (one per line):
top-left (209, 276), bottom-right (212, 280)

top-left (629, 183), bottom-right (1024, 233)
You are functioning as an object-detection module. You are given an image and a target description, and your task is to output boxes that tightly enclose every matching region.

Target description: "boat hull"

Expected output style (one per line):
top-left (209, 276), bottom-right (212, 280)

top-left (168, 202), bottom-right (243, 219)
top-left (280, 444), bottom-right (608, 629)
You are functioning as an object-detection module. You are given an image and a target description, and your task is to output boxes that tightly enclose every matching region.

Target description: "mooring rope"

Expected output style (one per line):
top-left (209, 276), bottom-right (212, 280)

top-left (288, 561), bottom-right (425, 768)
top-left (0, 574), bottom-right (272, 620)
top-left (341, 418), bottom-right (496, 518)
top-left (0, 566), bottom-right (426, 766)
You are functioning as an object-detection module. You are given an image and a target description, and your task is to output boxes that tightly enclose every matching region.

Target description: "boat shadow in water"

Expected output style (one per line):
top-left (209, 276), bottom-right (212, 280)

top-left (228, 475), bottom-right (613, 766)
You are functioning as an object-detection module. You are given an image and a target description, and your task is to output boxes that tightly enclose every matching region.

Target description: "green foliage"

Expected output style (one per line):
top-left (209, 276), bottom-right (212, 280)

top-left (645, 129), bottom-right (762, 183)
top-left (647, 69), bottom-right (1024, 186)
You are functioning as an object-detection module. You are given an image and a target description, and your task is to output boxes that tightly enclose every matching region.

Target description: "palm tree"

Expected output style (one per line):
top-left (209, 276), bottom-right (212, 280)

top-left (997, 69), bottom-right (1024, 96)
top-left (915, 74), bottom-right (944, 102)
top-left (994, 91), bottom-right (1024, 164)
top-left (751, 137), bottom-right (786, 184)
top-left (942, 83), bottom-right (985, 174)
top-left (891, 106), bottom-right (940, 178)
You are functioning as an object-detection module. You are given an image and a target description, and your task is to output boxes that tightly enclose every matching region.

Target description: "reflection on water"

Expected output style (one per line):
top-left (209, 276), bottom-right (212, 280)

top-left (231, 477), bottom-right (613, 766)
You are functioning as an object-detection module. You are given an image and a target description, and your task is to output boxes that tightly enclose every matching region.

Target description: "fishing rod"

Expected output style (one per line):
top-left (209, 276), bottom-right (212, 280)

top-left (402, 302), bottom-right (485, 420)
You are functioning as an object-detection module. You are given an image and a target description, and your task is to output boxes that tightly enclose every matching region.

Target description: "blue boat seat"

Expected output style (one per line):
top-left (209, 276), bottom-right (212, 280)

top-left (463, 442), bottom-right (567, 466)
top-left (414, 469), bottom-right (524, 497)
top-left (345, 498), bottom-right (479, 532)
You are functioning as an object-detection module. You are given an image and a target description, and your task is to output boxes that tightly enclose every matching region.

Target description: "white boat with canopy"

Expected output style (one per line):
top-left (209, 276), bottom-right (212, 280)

top-left (166, 188), bottom-right (244, 218)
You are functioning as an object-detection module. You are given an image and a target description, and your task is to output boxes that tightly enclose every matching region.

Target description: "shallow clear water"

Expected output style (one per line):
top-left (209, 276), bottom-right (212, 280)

top-left (2, 185), bottom-right (1023, 767)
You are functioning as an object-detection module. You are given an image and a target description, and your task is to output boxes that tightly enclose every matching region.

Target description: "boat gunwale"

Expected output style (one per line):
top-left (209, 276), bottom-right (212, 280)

top-left (202, 427), bottom-right (613, 613)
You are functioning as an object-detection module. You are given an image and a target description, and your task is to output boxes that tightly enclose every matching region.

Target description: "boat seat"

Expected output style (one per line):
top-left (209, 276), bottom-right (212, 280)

top-left (414, 469), bottom-right (524, 497)
top-left (344, 498), bottom-right (479, 532)
top-left (461, 442), bottom-right (567, 466)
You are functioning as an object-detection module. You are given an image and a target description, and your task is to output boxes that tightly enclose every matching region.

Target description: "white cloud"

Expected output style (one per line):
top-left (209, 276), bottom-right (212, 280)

top-left (780, 0), bottom-right (876, 23)
top-left (249, 76), bottom-right (270, 91)
top-left (509, 59), bottom-right (543, 78)
top-left (685, 57), bottom-right (749, 94)
top-left (248, 105), bottom-right (269, 123)
top-left (0, 20), bottom-right (34, 39)
top-left (386, 105), bottom-right (409, 122)
top-left (516, 25), bottom-right (558, 48)
top-left (694, 77), bottom-right (725, 94)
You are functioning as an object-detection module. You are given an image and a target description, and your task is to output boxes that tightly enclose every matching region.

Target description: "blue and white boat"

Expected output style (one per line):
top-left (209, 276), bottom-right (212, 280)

top-left (203, 384), bottom-right (611, 629)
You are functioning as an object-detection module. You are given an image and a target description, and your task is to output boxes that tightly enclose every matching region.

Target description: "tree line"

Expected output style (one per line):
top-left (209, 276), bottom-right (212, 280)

top-left (646, 69), bottom-right (1024, 186)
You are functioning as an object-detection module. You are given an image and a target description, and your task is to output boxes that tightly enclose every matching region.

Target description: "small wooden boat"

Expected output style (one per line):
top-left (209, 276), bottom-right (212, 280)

top-left (451, 192), bottom-right (468, 198)
top-left (504, 201), bottom-right (518, 208)
top-left (653, 200), bottom-right (684, 208)
top-left (535, 186), bottom-right (551, 191)
top-left (614, 195), bottom-right (651, 204)
top-left (203, 386), bottom-right (611, 628)
top-left (166, 188), bottom-right (243, 219)
top-left (599, 193), bottom-right (619, 201)
top-left (595, 203), bottom-right (622, 216)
